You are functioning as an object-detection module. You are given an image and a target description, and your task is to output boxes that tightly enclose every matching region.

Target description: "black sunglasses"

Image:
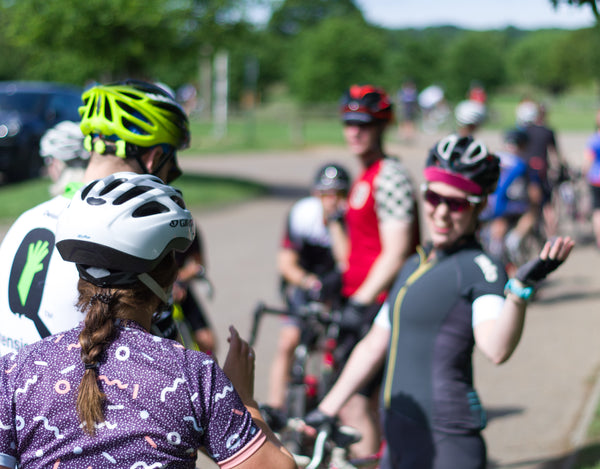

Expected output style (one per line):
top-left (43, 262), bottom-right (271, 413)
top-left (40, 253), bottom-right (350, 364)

top-left (422, 187), bottom-right (481, 213)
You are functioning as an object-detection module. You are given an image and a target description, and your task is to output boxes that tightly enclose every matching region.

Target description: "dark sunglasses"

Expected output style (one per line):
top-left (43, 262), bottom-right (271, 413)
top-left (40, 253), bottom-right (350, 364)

top-left (422, 186), bottom-right (481, 213)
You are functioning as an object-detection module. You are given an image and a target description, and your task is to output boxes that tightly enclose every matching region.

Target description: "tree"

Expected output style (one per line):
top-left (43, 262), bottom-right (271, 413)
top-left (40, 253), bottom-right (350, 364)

top-left (286, 16), bottom-right (385, 103)
top-left (443, 31), bottom-right (508, 101)
top-left (267, 0), bottom-right (363, 36)
top-left (550, 0), bottom-right (600, 22)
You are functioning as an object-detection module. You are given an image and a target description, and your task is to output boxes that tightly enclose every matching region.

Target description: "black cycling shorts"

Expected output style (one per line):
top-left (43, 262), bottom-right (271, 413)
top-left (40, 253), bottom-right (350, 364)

top-left (380, 408), bottom-right (486, 469)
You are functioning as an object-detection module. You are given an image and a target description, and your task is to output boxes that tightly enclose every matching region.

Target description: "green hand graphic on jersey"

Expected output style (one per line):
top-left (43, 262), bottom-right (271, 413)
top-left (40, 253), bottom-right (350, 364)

top-left (17, 240), bottom-right (50, 306)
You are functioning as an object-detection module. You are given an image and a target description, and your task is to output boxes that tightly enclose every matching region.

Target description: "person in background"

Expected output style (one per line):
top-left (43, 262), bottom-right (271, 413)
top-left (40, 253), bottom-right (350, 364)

top-left (479, 128), bottom-right (533, 273)
top-left (454, 100), bottom-right (487, 138)
top-left (172, 225), bottom-right (218, 354)
top-left (337, 84), bottom-right (420, 457)
top-left (517, 100), bottom-right (567, 238)
top-left (0, 79), bottom-right (190, 356)
top-left (266, 163), bottom-right (350, 414)
top-left (397, 80), bottom-right (419, 142)
top-left (0, 173), bottom-right (297, 469)
top-left (306, 134), bottom-right (574, 469)
top-left (583, 108), bottom-right (600, 249)
top-left (39, 120), bottom-right (90, 197)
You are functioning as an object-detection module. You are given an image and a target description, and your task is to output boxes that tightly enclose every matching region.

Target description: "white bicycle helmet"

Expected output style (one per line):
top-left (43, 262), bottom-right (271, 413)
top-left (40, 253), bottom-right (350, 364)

top-left (454, 100), bottom-right (486, 127)
top-left (516, 101), bottom-right (538, 126)
top-left (40, 121), bottom-right (90, 163)
top-left (56, 172), bottom-right (194, 297)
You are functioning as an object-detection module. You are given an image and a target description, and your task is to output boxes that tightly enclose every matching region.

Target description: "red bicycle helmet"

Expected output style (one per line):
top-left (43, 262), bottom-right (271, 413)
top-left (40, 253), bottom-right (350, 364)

top-left (340, 85), bottom-right (393, 124)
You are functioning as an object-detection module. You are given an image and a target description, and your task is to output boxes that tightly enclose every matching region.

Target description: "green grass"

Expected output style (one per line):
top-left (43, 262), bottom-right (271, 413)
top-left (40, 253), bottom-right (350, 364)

top-left (184, 89), bottom-right (599, 157)
top-left (0, 174), bottom-right (267, 225)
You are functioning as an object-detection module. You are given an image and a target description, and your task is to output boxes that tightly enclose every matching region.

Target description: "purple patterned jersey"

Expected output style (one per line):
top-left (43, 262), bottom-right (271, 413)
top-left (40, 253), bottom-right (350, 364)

top-left (0, 320), bottom-right (265, 468)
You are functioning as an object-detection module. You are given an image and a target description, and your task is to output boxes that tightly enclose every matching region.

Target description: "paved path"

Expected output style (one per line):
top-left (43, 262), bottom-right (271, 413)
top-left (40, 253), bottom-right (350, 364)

top-left (178, 128), bottom-right (600, 468)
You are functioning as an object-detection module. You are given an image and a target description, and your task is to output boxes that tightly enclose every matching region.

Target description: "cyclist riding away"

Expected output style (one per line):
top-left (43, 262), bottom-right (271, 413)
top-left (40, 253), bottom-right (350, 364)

top-left (480, 128), bottom-right (533, 272)
top-left (306, 134), bottom-right (573, 469)
top-left (583, 107), bottom-right (600, 249)
top-left (0, 79), bottom-right (190, 356)
top-left (266, 163), bottom-right (350, 414)
top-left (0, 173), bottom-right (296, 469)
top-left (337, 84), bottom-right (420, 457)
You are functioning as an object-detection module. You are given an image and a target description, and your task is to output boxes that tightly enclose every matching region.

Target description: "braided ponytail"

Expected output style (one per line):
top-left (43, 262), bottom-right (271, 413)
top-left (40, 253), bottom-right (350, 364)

top-left (74, 253), bottom-right (178, 435)
top-left (76, 283), bottom-right (119, 435)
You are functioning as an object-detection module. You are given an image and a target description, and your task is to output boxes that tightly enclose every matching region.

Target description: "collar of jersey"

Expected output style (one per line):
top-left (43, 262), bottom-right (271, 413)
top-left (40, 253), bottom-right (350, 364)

top-left (63, 182), bottom-right (85, 200)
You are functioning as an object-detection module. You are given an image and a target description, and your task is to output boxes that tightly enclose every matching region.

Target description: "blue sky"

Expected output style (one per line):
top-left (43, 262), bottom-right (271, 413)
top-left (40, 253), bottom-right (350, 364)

top-left (249, 0), bottom-right (596, 30)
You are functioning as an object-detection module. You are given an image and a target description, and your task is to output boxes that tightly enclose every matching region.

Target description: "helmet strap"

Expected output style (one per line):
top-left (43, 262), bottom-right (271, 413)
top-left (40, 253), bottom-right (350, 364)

top-left (138, 273), bottom-right (169, 304)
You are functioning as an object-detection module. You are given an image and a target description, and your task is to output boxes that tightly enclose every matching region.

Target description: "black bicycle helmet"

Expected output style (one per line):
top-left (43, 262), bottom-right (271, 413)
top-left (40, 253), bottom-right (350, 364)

top-left (424, 134), bottom-right (500, 196)
top-left (313, 163), bottom-right (351, 193)
top-left (56, 172), bottom-right (194, 299)
top-left (340, 84), bottom-right (393, 124)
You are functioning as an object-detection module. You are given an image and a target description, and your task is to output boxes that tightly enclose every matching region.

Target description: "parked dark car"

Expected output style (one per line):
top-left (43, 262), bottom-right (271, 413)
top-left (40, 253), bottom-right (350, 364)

top-left (0, 81), bottom-right (82, 182)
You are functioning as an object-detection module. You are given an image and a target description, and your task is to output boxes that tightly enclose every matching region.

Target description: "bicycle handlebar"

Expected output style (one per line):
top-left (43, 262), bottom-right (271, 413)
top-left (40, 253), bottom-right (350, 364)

top-left (248, 301), bottom-right (341, 347)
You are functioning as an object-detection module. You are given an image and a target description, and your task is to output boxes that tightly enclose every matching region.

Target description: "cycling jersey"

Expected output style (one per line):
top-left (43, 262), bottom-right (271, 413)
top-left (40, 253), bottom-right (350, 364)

top-left (281, 196), bottom-right (336, 277)
top-left (585, 132), bottom-right (600, 187)
top-left (0, 320), bottom-right (264, 469)
top-left (479, 150), bottom-right (529, 220)
top-left (379, 237), bottom-right (506, 441)
top-left (0, 185), bottom-right (84, 356)
top-left (342, 157), bottom-right (418, 301)
top-left (522, 123), bottom-right (557, 191)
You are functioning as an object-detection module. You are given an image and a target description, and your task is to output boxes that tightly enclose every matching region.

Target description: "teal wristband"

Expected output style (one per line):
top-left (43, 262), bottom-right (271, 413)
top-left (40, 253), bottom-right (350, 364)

top-left (504, 278), bottom-right (534, 301)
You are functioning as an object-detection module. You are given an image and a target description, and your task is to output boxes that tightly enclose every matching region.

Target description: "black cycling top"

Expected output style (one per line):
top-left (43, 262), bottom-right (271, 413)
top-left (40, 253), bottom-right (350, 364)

top-left (382, 236), bottom-right (507, 435)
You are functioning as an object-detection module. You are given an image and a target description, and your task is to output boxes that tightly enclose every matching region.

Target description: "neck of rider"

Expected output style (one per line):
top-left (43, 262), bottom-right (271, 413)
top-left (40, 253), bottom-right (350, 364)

top-left (82, 146), bottom-right (164, 184)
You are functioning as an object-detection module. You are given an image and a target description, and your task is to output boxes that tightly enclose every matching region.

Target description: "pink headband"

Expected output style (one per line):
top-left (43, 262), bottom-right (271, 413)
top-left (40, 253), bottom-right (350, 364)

top-left (423, 167), bottom-right (483, 195)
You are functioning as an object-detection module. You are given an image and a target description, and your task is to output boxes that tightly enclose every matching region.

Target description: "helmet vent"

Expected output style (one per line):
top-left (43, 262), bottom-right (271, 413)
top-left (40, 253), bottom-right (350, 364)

top-left (100, 178), bottom-right (128, 196)
top-left (113, 185), bottom-right (153, 205)
top-left (81, 180), bottom-right (99, 200)
top-left (118, 102), bottom-right (151, 125)
top-left (103, 97), bottom-right (112, 121)
top-left (86, 197), bottom-right (106, 206)
top-left (132, 201), bottom-right (169, 218)
top-left (120, 91), bottom-right (143, 101)
top-left (87, 95), bottom-right (96, 119)
top-left (170, 195), bottom-right (186, 209)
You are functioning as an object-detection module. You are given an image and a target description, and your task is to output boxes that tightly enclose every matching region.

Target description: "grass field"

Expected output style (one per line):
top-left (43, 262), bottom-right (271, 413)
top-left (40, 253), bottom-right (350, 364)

top-left (0, 174), bottom-right (266, 225)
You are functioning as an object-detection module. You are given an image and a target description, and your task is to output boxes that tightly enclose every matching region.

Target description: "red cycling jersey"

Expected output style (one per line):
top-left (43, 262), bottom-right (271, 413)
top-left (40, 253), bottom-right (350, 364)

top-left (342, 157), bottom-right (418, 303)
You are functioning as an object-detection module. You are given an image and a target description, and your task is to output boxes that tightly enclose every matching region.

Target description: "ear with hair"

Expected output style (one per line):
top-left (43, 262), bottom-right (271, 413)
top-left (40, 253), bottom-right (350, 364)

top-left (138, 146), bottom-right (164, 174)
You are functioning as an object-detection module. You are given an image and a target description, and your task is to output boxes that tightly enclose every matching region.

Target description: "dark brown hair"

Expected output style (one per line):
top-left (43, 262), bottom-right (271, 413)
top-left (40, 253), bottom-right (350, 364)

top-left (76, 254), bottom-right (177, 435)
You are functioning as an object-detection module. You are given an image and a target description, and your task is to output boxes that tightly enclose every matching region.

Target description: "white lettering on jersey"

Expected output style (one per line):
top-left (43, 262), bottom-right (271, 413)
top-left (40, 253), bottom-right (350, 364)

top-left (349, 181), bottom-right (370, 209)
top-left (474, 254), bottom-right (498, 283)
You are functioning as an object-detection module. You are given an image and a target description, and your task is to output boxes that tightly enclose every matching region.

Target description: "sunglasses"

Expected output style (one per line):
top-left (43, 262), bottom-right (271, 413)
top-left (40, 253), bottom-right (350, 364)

top-left (422, 186), bottom-right (481, 213)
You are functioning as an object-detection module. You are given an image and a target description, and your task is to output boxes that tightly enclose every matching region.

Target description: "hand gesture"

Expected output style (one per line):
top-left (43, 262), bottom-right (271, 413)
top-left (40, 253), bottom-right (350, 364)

top-left (515, 236), bottom-right (575, 286)
top-left (222, 326), bottom-right (255, 404)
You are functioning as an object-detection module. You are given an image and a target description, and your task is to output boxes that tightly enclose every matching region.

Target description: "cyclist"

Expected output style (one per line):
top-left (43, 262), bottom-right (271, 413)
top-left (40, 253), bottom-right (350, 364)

top-left (397, 80), bottom-right (419, 142)
top-left (39, 120), bottom-right (90, 197)
top-left (337, 84), bottom-right (420, 457)
top-left (172, 225), bottom-right (217, 354)
top-left (266, 163), bottom-right (350, 414)
top-left (454, 99), bottom-right (486, 137)
top-left (480, 128), bottom-right (533, 272)
top-left (583, 108), bottom-right (600, 249)
top-left (517, 100), bottom-right (567, 238)
top-left (307, 134), bottom-right (574, 469)
top-left (0, 173), bottom-right (296, 469)
top-left (0, 79), bottom-right (190, 356)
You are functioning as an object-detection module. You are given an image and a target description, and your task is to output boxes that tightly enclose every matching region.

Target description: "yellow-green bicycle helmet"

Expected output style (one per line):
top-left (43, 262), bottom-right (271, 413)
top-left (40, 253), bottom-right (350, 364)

top-left (79, 80), bottom-right (190, 181)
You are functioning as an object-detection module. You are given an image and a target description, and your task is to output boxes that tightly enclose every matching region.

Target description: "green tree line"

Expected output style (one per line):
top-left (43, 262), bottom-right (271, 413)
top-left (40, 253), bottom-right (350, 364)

top-left (1, 0), bottom-right (598, 106)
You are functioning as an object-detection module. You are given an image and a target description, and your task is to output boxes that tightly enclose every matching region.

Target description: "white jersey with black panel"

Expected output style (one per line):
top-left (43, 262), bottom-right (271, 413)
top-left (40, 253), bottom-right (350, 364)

top-left (0, 194), bottom-right (82, 356)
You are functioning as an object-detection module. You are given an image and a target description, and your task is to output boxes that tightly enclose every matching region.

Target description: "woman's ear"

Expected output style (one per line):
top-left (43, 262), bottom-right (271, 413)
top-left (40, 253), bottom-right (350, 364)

top-left (138, 147), bottom-right (164, 173)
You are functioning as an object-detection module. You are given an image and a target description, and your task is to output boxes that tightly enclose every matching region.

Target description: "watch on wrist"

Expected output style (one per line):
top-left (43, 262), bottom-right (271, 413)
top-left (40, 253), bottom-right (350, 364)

top-left (504, 278), bottom-right (534, 301)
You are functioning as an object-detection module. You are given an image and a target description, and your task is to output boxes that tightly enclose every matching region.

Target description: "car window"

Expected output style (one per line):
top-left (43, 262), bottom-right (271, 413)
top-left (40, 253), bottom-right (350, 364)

top-left (46, 93), bottom-right (82, 122)
top-left (0, 93), bottom-right (45, 114)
